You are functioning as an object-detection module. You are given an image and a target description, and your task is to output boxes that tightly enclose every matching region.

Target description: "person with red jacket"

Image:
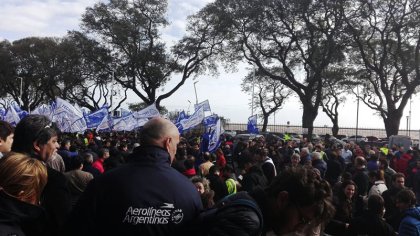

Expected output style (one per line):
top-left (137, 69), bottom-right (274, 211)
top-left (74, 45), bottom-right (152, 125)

top-left (391, 147), bottom-right (412, 177)
top-left (215, 148), bottom-right (226, 168)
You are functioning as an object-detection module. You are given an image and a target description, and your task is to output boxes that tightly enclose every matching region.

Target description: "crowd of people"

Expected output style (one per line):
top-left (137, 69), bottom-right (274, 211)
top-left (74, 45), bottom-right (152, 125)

top-left (0, 115), bottom-right (420, 235)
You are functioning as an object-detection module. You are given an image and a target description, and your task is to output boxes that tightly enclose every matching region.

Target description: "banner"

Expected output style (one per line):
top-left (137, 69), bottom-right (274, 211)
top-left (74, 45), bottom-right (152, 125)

top-left (32, 104), bottom-right (53, 117)
top-left (194, 100), bottom-right (211, 112)
top-left (51, 98), bottom-right (87, 132)
top-left (132, 103), bottom-right (160, 119)
top-left (85, 107), bottom-right (108, 129)
top-left (113, 114), bottom-right (138, 131)
top-left (176, 110), bottom-right (189, 123)
top-left (203, 114), bottom-right (218, 127)
top-left (4, 105), bottom-right (20, 126)
top-left (208, 118), bottom-right (223, 153)
top-left (96, 114), bottom-right (112, 132)
top-left (247, 115), bottom-right (259, 134)
top-left (179, 107), bottom-right (205, 133)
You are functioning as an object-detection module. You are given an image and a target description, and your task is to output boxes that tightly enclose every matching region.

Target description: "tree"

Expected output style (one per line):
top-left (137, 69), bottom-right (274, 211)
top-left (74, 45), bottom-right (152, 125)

top-left (79, 0), bottom-right (222, 110)
top-left (60, 32), bottom-right (128, 112)
top-left (343, 0), bottom-right (420, 136)
top-left (190, 0), bottom-right (345, 138)
top-left (242, 71), bottom-right (291, 132)
top-left (321, 68), bottom-right (348, 136)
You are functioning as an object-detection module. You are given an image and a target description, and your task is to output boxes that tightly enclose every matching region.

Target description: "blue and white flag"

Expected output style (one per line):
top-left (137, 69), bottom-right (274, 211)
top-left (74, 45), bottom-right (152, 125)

top-left (179, 107), bottom-right (205, 133)
top-left (0, 108), bottom-right (6, 120)
top-left (4, 105), bottom-right (20, 126)
top-left (32, 104), bottom-right (53, 117)
top-left (96, 114), bottom-right (113, 132)
top-left (203, 114), bottom-right (218, 128)
top-left (194, 100), bottom-right (211, 112)
top-left (208, 118), bottom-right (223, 153)
top-left (132, 103), bottom-right (160, 119)
top-left (51, 98), bottom-right (87, 132)
top-left (120, 108), bottom-right (132, 117)
top-left (113, 114), bottom-right (139, 131)
top-left (176, 110), bottom-right (189, 123)
top-left (84, 107), bottom-right (109, 129)
top-left (247, 115), bottom-right (259, 134)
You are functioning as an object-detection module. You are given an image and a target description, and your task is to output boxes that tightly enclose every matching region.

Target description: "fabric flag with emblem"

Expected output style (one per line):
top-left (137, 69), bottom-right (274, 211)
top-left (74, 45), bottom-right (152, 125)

top-left (247, 115), bottom-right (259, 134)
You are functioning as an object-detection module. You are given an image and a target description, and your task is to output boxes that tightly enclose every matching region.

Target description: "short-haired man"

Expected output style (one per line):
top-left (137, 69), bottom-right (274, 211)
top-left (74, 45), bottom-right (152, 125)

top-left (0, 120), bottom-right (14, 158)
top-left (383, 172), bottom-right (406, 230)
top-left (66, 117), bottom-right (203, 236)
top-left (12, 115), bottom-right (71, 235)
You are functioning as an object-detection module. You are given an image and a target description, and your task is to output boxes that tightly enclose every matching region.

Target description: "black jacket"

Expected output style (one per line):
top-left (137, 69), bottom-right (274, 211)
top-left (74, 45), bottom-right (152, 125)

top-left (347, 211), bottom-right (396, 236)
top-left (0, 191), bottom-right (47, 236)
top-left (241, 166), bottom-right (268, 193)
top-left (66, 146), bottom-right (203, 236)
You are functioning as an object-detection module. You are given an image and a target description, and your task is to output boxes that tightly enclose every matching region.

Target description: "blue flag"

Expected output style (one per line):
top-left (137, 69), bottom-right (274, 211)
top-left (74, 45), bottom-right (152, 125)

top-left (203, 114), bottom-right (218, 128)
top-left (84, 107), bottom-right (109, 129)
top-left (247, 115), bottom-right (259, 134)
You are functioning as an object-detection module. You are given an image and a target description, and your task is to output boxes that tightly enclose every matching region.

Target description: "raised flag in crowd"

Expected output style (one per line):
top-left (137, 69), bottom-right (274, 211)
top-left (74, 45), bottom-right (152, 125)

top-left (194, 100), bottom-right (211, 112)
top-left (247, 114), bottom-right (259, 134)
top-left (84, 107), bottom-right (109, 129)
top-left (178, 106), bottom-right (205, 133)
top-left (3, 105), bottom-right (20, 126)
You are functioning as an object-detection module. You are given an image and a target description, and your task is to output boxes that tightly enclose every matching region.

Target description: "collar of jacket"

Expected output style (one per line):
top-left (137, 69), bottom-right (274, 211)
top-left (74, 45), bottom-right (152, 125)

top-left (128, 145), bottom-right (171, 165)
top-left (0, 190), bottom-right (45, 223)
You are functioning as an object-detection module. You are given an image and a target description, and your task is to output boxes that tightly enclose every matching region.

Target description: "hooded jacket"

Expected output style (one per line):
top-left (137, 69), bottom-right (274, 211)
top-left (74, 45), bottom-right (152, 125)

top-left (399, 207), bottom-right (420, 236)
top-left (0, 190), bottom-right (47, 236)
top-left (66, 146), bottom-right (203, 236)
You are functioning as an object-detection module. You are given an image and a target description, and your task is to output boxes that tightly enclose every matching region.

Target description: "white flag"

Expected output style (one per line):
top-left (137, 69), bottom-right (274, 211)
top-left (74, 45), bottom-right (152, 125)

top-left (132, 103), bottom-right (160, 119)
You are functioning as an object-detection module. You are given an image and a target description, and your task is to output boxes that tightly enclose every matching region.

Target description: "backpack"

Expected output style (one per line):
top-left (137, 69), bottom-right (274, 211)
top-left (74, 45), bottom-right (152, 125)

top-left (198, 191), bottom-right (263, 236)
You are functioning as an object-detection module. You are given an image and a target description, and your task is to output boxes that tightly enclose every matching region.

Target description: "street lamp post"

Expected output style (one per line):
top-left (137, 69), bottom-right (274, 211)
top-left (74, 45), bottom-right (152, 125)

top-left (355, 85), bottom-right (360, 143)
top-left (193, 81), bottom-right (199, 105)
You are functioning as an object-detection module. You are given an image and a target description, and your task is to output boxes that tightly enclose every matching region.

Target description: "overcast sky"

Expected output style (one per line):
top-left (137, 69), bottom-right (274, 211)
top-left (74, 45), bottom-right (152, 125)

top-left (1, 0), bottom-right (419, 131)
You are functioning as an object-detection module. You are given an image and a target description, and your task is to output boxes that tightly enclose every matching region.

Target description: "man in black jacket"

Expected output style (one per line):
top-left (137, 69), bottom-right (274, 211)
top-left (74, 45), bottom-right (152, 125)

top-left (66, 117), bottom-right (203, 236)
top-left (12, 115), bottom-right (72, 236)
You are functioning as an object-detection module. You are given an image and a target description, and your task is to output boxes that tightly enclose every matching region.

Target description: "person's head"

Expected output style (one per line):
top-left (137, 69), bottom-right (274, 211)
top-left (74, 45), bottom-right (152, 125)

top-left (71, 155), bottom-right (84, 170)
top-left (61, 139), bottom-right (71, 150)
top-left (341, 180), bottom-right (357, 200)
top-left (354, 156), bottom-right (366, 168)
top-left (291, 153), bottom-right (300, 166)
top-left (367, 195), bottom-right (385, 217)
top-left (12, 115), bottom-right (59, 162)
top-left (209, 165), bottom-right (220, 176)
top-left (396, 189), bottom-right (416, 211)
top-left (300, 147), bottom-right (309, 157)
top-left (98, 148), bottom-right (110, 159)
top-left (392, 172), bottom-right (405, 189)
top-left (0, 152), bottom-right (47, 205)
top-left (312, 152), bottom-right (321, 161)
top-left (139, 117), bottom-right (180, 163)
top-left (264, 167), bottom-right (334, 234)
top-left (0, 120), bottom-right (14, 153)
top-left (82, 151), bottom-right (94, 164)
top-left (191, 176), bottom-right (210, 195)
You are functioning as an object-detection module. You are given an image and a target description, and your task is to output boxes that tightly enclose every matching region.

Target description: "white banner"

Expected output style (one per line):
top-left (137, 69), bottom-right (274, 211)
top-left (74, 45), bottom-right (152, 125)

top-left (180, 107), bottom-right (205, 131)
top-left (132, 103), bottom-right (160, 119)
top-left (194, 100), bottom-right (211, 112)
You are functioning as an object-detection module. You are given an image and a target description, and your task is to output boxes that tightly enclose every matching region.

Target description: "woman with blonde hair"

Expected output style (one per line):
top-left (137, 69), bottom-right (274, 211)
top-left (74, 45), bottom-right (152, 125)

top-left (0, 152), bottom-right (48, 235)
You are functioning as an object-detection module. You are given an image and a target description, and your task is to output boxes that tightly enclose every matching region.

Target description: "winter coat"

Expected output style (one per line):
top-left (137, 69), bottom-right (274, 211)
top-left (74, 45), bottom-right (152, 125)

top-left (65, 146), bottom-right (203, 236)
top-left (399, 207), bottom-right (420, 236)
top-left (0, 190), bottom-right (47, 236)
top-left (241, 166), bottom-right (268, 193)
top-left (347, 211), bottom-right (396, 236)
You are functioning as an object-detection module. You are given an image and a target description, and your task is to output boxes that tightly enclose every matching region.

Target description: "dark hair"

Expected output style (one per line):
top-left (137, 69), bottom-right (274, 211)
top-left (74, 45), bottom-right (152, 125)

top-left (97, 148), bottom-right (109, 158)
top-left (368, 195), bottom-right (385, 216)
top-left (339, 180), bottom-right (358, 200)
top-left (209, 165), bottom-right (220, 175)
top-left (61, 139), bottom-right (71, 147)
top-left (0, 120), bottom-right (13, 141)
top-left (392, 172), bottom-right (406, 182)
top-left (71, 155), bottom-right (84, 170)
top-left (184, 158), bottom-right (195, 169)
top-left (11, 115), bottom-right (59, 157)
top-left (396, 189), bottom-right (416, 207)
top-left (379, 159), bottom-right (389, 169)
top-left (266, 167), bottom-right (335, 225)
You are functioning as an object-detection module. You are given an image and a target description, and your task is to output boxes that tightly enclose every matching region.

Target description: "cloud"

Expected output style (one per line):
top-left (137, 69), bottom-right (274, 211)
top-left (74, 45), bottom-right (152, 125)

top-left (0, 0), bottom-right (98, 41)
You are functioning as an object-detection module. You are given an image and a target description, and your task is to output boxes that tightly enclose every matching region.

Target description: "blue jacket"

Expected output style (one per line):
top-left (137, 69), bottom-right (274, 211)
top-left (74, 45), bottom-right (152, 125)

top-left (66, 146), bottom-right (203, 236)
top-left (399, 207), bottom-right (420, 236)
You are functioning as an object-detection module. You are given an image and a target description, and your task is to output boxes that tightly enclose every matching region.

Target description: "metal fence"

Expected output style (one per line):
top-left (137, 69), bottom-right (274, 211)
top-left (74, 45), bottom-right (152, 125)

top-left (224, 123), bottom-right (420, 140)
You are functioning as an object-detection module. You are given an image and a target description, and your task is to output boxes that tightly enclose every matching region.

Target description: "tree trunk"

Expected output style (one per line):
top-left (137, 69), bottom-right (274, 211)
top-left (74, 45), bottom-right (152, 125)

top-left (262, 114), bottom-right (269, 132)
top-left (302, 104), bottom-right (318, 141)
top-left (384, 112), bottom-right (402, 137)
top-left (332, 119), bottom-right (339, 137)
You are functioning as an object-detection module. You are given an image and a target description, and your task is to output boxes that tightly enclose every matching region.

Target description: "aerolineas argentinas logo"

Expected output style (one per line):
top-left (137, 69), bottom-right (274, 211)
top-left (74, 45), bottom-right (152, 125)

top-left (123, 203), bottom-right (184, 225)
